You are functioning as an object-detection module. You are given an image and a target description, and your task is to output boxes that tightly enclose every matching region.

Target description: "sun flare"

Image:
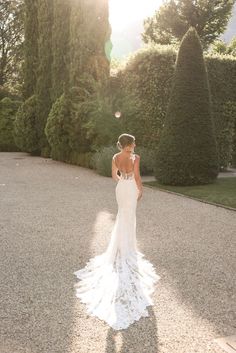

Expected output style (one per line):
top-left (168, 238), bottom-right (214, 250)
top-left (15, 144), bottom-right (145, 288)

top-left (109, 0), bottom-right (162, 31)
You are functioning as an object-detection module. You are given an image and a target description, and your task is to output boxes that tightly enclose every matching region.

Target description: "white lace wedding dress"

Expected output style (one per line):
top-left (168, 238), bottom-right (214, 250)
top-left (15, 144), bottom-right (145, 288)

top-left (73, 153), bottom-right (161, 330)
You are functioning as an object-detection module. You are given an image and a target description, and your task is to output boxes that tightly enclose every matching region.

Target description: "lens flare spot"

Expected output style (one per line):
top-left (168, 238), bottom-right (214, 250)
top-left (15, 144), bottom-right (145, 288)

top-left (115, 111), bottom-right (121, 118)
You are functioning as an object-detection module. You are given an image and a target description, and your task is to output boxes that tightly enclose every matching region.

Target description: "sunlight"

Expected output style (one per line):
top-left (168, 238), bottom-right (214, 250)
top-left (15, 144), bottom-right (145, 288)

top-left (108, 0), bottom-right (163, 58)
top-left (109, 0), bottom-right (162, 32)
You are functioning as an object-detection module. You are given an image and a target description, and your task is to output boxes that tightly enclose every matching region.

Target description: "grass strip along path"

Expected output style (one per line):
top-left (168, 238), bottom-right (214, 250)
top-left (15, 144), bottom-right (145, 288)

top-left (144, 177), bottom-right (236, 210)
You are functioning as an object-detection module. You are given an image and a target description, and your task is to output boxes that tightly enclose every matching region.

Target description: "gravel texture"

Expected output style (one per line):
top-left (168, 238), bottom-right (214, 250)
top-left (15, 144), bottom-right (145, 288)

top-left (0, 152), bottom-right (235, 353)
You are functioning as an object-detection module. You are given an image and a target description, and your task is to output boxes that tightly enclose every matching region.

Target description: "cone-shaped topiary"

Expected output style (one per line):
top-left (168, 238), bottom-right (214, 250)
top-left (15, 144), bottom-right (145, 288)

top-left (45, 92), bottom-right (72, 161)
top-left (13, 95), bottom-right (41, 154)
top-left (154, 27), bottom-right (219, 185)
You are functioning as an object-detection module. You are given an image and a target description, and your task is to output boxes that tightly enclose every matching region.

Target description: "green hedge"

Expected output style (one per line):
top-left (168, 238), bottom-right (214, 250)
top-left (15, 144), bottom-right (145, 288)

top-left (13, 95), bottom-right (41, 154)
top-left (92, 146), bottom-right (117, 177)
top-left (119, 45), bottom-right (176, 150)
top-left (67, 151), bottom-right (94, 169)
top-left (119, 45), bottom-right (236, 168)
top-left (91, 145), bottom-right (156, 177)
top-left (42, 44), bottom-right (236, 172)
top-left (0, 97), bottom-right (21, 151)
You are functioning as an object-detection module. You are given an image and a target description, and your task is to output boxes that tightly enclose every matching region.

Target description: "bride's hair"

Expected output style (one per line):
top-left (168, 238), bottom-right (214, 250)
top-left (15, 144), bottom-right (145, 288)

top-left (117, 133), bottom-right (135, 151)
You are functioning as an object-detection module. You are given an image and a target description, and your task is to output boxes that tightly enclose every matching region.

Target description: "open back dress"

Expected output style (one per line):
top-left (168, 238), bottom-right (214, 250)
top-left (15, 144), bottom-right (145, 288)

top-left (73, 152), bottom-right (161, 330)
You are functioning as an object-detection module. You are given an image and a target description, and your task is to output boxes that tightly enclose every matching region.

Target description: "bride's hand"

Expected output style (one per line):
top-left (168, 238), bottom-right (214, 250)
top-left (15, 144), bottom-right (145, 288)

top-left (137, 189), bottom-right (143, 201)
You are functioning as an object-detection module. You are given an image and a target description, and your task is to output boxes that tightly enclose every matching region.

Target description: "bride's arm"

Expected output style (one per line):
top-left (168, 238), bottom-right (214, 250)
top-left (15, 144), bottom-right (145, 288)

top-left (112, 157), bottom-right (120, 182)
top-left (134, 155), bottom-right (143, 194)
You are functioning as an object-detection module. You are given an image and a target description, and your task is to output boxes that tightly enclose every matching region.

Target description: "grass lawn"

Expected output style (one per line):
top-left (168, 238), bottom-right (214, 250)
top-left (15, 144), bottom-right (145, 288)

top-left (143, 177), bottom-right (236, 210)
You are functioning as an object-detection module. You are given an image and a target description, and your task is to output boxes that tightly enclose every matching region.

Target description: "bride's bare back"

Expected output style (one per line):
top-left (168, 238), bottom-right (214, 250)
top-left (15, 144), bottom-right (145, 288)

top-left (112, 152), bottom-right (143, 198)
top-left (113, 152), bottom-right (135, 174)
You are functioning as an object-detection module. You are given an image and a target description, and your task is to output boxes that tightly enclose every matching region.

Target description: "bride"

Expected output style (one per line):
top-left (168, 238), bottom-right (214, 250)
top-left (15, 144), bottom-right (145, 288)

top-left (73, 133), bottom-right (161, 330)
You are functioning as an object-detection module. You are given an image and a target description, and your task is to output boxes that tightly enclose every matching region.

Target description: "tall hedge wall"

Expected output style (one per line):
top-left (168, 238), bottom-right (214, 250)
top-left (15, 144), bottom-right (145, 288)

top-left (119, 45), bottom-right (236, 168)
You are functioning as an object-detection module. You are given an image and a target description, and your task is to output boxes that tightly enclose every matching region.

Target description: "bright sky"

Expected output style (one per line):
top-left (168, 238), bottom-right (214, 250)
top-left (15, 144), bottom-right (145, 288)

top-left (109, 0), bottom-right (162, 32)
top-left (108, 0), bottom-right (162, 58)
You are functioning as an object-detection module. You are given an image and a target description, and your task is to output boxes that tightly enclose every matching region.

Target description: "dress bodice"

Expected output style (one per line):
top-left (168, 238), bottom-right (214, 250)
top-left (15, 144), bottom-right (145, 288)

top-left (120, 171), bottom-right (135, 180)
top-left (113, 153), bottom-right (135, 180)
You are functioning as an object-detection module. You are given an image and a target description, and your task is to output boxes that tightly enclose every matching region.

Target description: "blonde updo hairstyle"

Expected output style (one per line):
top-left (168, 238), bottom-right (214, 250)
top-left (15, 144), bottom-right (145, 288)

top-left (116, 133), bottom-right (135, 151)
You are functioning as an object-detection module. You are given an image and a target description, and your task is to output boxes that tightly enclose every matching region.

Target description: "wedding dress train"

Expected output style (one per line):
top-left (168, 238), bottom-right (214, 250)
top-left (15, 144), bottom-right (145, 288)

top-left (73, 153), bottom-right (161, 330)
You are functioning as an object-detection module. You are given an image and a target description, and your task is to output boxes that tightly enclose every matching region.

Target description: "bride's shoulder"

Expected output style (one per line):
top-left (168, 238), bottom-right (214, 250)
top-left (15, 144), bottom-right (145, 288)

top-left (131, 153), bottom-right (140, 163)
top-left (112, 152), bottom-right (120, 160)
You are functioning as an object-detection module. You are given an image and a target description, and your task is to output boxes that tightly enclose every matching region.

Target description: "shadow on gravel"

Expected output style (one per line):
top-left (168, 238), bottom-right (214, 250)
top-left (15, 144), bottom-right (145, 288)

top-left (137, 189), bottom-right (236, 336)
top-left (105, 306), bottom-right (158, 353)
top-left (0, 153), bottom-right (113, 353)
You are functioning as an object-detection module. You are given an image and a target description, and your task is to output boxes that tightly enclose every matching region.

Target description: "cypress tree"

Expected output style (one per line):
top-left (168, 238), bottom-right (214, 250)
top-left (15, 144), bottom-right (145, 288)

top-left (154, 27), bottom-right (219, 185)
top-left (84, 0), bottom-right (111, 81)
top-left (68, 0), bottom-right (112, 153)
top-left (35, 0), bottom-right (53, 156)
top-left (69, 0), bottom-right (111, 87)
top-left (22, 0), bottom-right (39, 99)
top-left (51, 0), bottom-right (71, 102)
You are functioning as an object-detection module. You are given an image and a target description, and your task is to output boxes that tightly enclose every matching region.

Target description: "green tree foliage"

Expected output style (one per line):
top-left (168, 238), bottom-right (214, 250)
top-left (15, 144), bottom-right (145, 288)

top-left (51, 0), bottom-right (71, 102)
top-left (216, 101), bottom-right (236, 169)
top-left (118, 45), bottom-right (236, 169)
top-left (143, 0), bottom-right (236, 50)
top-left (79, 76), bottom-right (124, 151)
top-left (22, 0), bottom-right (38, 99)
top-left (232, 123), bottom-right (236, 167)
top-left (35, 0), bottom-right (54, 155)
top-left (69, 0), bottom-right (111, 87)
top-left (0, 86), bottom-right (21, 100)
top-left (56, 0), bottom-right (112, 155)
top-left (206, 54), bottom-right (236, 169)
top-left (13, 94), bottom-right (40, 153)
top-left (0, 97), bottom-right (21, 151)
top-left (211, 36), bottom-right (236, 56)
top-left (0, 0), bottom-right (24, 92)
top-left (92, 145), bottom-right (157, 177)
top-left (119, 45), bottom-right (177, 149)
top-left (45, 93), bottom-right (72, 161)
top-left (154, 28), bottom-right (219, 185)
top-left (72, 73), bottom-right (141, 152)
top-left (92, 145), bottom-right (118, 176)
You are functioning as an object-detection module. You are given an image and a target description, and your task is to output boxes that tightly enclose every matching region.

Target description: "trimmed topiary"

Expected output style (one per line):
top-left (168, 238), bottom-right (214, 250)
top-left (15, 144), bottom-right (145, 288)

top-left (119, 46), bottom-right (236, 167)
top-left (13, 95), bottom-right (40, 154)
top-left (45, 93), bottom-right (72, 162)
top-left (154, 27), bottom-right (219, 185)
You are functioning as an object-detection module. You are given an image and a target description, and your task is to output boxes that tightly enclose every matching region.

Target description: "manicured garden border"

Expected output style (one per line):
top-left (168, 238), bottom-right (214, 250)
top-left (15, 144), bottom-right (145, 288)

top-left (143, 182), bottom-right (236, 212)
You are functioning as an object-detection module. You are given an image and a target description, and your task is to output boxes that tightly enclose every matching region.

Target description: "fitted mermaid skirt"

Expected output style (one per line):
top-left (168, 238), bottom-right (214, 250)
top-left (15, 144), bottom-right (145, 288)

top-left (73, 175), bottom-right (161, 330)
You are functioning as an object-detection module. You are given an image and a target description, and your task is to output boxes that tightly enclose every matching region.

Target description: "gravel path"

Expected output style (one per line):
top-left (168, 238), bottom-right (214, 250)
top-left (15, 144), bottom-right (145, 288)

top-left (0, 152), bottom-right (235, 353)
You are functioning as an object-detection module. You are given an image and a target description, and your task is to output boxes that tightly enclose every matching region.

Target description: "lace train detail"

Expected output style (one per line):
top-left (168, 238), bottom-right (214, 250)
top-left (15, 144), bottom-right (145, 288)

top-left (73, 249), bottom-right (161, 330)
